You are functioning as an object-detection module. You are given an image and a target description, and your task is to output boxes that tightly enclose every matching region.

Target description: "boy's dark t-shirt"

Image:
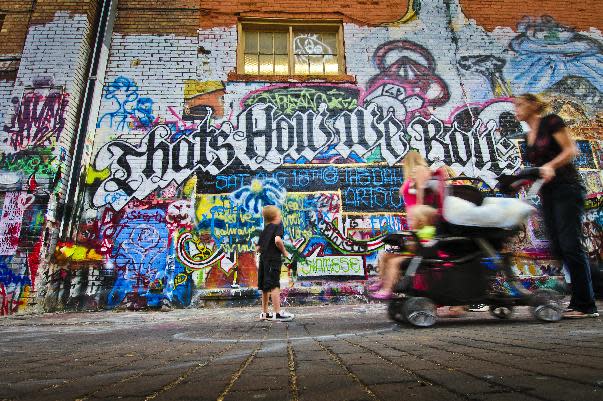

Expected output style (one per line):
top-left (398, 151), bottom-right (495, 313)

top-left (258, 222), bottom-right (284, 259)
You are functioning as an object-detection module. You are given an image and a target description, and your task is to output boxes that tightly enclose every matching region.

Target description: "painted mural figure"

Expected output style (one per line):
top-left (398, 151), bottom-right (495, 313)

top-left (506, 16), bottom-right (603, 94)
top-left (97, 76), bottom-right (155, 131)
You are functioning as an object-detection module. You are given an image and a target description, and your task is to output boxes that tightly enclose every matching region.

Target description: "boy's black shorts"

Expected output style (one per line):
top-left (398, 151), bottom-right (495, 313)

top-left (258, 256), bottom-right (282, 292)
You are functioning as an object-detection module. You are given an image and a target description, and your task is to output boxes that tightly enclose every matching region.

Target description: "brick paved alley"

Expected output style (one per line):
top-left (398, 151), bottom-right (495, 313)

top-left (1, 303), bottom-right (602, 401)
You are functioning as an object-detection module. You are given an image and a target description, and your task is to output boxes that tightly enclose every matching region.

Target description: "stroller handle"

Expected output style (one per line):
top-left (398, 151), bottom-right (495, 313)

top-left (446, 176), bottom-right (487, 184)
top-left (497, 167), bottom-right (542, 195)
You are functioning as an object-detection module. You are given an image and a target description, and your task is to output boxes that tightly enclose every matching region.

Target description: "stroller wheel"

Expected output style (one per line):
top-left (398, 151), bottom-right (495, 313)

top-left (402, 297), bottom-right (437, 328)
top-left (530, 289), bottom-right (563, 322)
top-left (388, 299), bottom-right (407, 323)
top-left (489, 305), bottom-right (514, 319)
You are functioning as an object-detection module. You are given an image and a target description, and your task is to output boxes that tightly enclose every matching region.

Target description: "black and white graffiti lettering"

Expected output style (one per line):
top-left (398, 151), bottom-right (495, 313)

top-left (92, 99), bottom-right (520, 210)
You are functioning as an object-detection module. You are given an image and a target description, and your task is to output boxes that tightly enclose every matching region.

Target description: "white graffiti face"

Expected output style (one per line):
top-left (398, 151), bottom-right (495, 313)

top-left (167, 200), bottom-right (193, 226)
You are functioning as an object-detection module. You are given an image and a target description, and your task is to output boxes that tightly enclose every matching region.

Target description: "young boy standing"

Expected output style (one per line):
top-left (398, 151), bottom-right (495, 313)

top-left (256, 205), bottom-right (294, 322)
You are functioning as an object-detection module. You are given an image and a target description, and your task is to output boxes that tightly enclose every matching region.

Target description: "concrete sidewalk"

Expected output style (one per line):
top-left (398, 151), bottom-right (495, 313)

top-left (1, 302), bottom-right (602, 401)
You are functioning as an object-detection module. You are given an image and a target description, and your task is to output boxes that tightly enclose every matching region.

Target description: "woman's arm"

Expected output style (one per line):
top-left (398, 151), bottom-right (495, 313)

top-left (541, 127), bottom-right (578, 182)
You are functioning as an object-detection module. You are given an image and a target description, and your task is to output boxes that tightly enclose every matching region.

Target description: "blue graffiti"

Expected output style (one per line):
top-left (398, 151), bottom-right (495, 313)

top-left (0, 257), bottom-right (31, 288)
top-left (230, 178), bottom-right (286, 214)
top-left (505, 16), bottom-right (603, 94)
top-left (105, 209), bottom-right (191, 308)
top-left (1, 256), bottom-right (31, 315)
top-left (97, 76), bottom-right (155, 130)
top-left (575, 140), bottom-right (596, 169)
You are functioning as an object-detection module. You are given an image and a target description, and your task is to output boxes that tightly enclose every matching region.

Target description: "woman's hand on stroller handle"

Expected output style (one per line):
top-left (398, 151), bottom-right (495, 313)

top-left (498, 168), bottom-right (541, 195)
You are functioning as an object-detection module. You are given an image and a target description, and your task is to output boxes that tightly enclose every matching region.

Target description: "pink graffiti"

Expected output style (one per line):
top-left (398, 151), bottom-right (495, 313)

top-left (0, 192), bottom-right (35, 255)
top-left (4, 89), bottom-right (69, 151)
top-left (368, 40), bottom-right (450, 107)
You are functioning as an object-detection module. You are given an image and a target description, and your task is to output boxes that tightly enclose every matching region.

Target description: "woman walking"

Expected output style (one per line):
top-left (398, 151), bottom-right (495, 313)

top-left (514, 94), bottom-right (598, 318)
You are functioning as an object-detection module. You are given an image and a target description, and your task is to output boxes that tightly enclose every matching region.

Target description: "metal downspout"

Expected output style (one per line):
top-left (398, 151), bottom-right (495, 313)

top-left (59, 0), bottom-right (117, 240)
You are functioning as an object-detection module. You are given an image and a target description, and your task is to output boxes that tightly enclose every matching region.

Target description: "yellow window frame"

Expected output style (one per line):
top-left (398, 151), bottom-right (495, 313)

top-left (237, 19), bottom-right (346, 77)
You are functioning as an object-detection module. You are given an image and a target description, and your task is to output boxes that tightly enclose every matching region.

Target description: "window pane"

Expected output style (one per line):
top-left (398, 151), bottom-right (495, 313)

top-left (321, 33), bottom-right (338, 54)
top-left (244, 31), bottom-right (259, 53)
top-left (259, 54), bottom-right (274, 74)
top-left (244, 54), bottom-right (259, 74)
top-left (309, 55), bottom-right (324, 74)
top-left (295, 56), bottom-right (310, 74)
top-left (242, 25), bottom-right (342, 76)
top-left (274, 54), bottom-right (289, 75)
top-left (294, 32), bottom-right (332, 55)
top-left (324, 55), bottom-right (339, 74)
top-left (295, 57), bottom-right (309, 74)
top-left (259, 32), bottom-right (273, 54)
top-left (274, 32), bottom-right (288, 54)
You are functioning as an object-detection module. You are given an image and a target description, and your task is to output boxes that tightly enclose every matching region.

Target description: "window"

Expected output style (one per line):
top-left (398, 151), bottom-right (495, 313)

top-left (0, 14), bottom-right (5, 32)
top-left (238, 21), bottom-right (344, 76)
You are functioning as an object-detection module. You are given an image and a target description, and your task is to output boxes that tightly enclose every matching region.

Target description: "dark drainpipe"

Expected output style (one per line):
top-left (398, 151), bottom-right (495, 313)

top-left (59, 0), bottom-right (117, 240)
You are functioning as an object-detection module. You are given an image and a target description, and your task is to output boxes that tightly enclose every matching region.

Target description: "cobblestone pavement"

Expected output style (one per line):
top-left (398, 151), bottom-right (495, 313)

top-left (1, 302), bottom-right (602, 401)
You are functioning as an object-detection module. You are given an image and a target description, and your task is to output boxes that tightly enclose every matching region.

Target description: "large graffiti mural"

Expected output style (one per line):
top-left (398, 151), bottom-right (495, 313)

top-left (1, 2), bottom-right (602, 313)
top-left (90, 85), bottom-right (521, 211)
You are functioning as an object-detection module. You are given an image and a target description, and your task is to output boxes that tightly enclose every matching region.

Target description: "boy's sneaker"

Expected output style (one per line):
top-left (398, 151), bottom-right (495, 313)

top-left (468, 304), bottom-right (489, 312)
top-left (259, 312), bottom-right (273, 321)
top-left (272, 311), bottom-right (294, 322)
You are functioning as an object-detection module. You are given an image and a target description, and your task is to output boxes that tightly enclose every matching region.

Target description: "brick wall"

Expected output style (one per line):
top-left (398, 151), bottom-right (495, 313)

top-left (0, 0), bottom-right (32, 55)
top-left (0, 0), bottom-right (99, 314)
top-left (3, 0), bottom-right (603, 312)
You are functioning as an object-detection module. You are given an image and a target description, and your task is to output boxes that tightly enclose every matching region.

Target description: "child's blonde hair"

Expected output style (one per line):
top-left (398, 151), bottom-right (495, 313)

top-left (402, 150), bottom-right (428, 180)
top-left (407, 204), bottom-right (437, 229)
top-left (440, 165), bottom-right (456, 179)
top-left (262, 205), bottom-right (280, 224)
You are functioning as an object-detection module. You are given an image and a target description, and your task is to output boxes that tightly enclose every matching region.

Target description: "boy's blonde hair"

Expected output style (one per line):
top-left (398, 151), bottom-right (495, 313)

top-left (402, 150), bottom-right (428, 180)
top-left (262, 205), bottom-right (280, 223)
top-left (407, 204), bottom-right (437, 229)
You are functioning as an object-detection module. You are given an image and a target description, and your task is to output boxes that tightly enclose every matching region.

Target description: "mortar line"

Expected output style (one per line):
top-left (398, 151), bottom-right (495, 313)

top-left (216, 324), bottom-right (270, 401)
top-left (70, 327), bottom-right (225, 400)
top-left (286, 325), bottom-right (299, 401)
top-left (78, 323), bottom-right (257, 401)
top-left (341, 337), bottom-right (479, 401)
top-left (141, 322), bottom-right (262, 401)
top-left (446, 327), bottom-right (603, 350)
top-left (302, 323), bottom-right (381, 401)
top-left (362, 337), bottom-right (550, 401)
top-left (41, 340), bottom-right (215, 393)
top-left (446, 333), bottom-right (603, 359)
top-left (441, 335), bottom-right (603, 372)
top-left (380, 336), bottom-right (597, 392)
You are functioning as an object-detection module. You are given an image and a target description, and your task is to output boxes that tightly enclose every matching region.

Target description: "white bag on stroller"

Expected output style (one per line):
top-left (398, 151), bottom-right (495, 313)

top-left (443, 196), bottom-right (535, 229)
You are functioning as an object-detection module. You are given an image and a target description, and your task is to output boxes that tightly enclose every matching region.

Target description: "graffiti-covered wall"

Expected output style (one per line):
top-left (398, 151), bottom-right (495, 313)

top-left (0, 0), bottom-right (100, 315)
top-left (2, 0), bottom-right (602, 312)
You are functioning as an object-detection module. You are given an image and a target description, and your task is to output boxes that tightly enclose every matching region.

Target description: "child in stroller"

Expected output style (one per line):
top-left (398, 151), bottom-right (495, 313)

top-left (383, 168), bottom-right (563, 327)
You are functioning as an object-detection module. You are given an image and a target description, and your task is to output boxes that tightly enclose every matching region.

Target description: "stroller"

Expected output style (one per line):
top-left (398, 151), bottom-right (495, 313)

top-left (383, 168), bottom-right (564, 327)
